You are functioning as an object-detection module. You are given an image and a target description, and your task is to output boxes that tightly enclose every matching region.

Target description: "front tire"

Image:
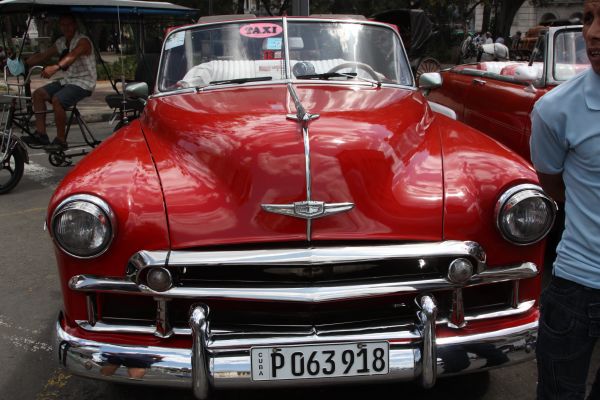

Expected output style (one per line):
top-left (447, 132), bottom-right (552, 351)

top-left (0, 145), bottom-right (25, 194)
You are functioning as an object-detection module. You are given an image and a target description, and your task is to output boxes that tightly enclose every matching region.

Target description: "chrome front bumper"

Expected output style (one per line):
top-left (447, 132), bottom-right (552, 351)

top-left (55, 303), bottom-right (537, 399)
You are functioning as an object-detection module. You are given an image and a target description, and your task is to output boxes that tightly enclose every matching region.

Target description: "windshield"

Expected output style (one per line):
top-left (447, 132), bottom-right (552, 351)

top-left (553, 30), bottom-right (590, 81)
top-left (158, 18), bottom-right (412, 91)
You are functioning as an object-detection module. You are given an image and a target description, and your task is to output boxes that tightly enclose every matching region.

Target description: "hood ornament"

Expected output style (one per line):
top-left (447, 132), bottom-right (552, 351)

top-left (262, 201), bottom-right (354, 220)
top-left (262, 83), bottom-right (354, 240)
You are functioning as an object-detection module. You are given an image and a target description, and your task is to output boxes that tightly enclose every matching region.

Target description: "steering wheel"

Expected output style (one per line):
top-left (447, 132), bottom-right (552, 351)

top-left (327, 62), bottom-right (380, 81)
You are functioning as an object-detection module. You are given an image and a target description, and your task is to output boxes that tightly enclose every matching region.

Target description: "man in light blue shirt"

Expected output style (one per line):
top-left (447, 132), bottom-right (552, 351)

top-left (530, 0), bottom-right (600, 398)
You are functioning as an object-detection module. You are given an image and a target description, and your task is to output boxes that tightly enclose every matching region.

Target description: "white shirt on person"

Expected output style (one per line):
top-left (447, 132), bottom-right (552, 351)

top-left (55, 32), bottom-right (96, 92)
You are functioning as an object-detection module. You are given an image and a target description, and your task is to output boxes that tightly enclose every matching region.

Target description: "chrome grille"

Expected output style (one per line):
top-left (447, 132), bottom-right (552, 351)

top-left (71, 241), bottom-right (538, 338)
top-left (173, 257), bottom-right (448, 286)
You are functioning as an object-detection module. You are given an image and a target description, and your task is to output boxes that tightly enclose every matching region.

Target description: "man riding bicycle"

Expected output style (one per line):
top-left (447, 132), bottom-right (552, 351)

top-left (22, 13), bottom-right (96, 151)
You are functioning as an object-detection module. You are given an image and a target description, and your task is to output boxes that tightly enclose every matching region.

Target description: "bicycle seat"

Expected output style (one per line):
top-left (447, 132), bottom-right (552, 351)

top-left (105, 94), bottom-right (145, 113)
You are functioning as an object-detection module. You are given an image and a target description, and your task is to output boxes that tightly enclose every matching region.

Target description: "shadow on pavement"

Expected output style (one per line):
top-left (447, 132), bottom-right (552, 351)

top-left (57, 371), bottom-right (492, 400)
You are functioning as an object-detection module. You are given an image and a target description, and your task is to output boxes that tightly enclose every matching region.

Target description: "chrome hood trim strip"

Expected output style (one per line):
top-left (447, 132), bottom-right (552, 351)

top-left (289, 82), bottom-right (318, 240)
top-left (261, 83), bottom-right (354, 240)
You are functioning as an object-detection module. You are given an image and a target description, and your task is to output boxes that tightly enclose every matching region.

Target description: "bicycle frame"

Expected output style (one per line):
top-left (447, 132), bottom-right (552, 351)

top-left (0, 94), bottom-right (29, 194)
top-left (3, 64), bottom-right (103, 166)
top-left (1, 99), bottom-right (27, 153)
top-left (1, 67), bottom-right (32, 166)
top-left (2, 65), bottom-right (40, 134)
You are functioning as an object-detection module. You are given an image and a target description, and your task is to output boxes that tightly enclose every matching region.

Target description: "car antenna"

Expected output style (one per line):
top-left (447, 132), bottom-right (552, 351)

top-left (117, 5), bottom-right (129, 127)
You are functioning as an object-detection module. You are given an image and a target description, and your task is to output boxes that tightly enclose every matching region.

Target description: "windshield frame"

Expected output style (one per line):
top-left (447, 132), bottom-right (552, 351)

top-left (541, 25), bottom-right (587, 86)
top-left (155, 16), bottom-right (414, 95)
top-left (551, 26), bottom-right (589, 82)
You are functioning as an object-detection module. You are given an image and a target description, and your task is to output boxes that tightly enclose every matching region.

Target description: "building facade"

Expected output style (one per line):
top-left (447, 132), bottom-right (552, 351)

top-left (474, 0), bottom-right (583, 36)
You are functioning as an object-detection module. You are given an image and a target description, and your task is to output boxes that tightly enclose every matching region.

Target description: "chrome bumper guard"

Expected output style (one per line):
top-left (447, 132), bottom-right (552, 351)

top-left (55, 302), bottom-right (537, 399)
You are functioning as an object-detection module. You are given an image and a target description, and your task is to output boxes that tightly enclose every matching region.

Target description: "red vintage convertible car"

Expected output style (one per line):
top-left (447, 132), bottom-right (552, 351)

top-left (428, 25), bottom-right (589, 161)
top-left (49, 15), bottom-right (556, 398)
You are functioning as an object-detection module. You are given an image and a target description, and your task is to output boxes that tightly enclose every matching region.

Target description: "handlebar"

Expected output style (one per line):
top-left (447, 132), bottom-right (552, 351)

top-left (2, 65), bottom-right (45, 99)
top-left (3, 64), bottom-right (45, 93)
top-left (24, 65), bottom-right (45, 85)
top-left (3, 64), bottom-right (45, 82)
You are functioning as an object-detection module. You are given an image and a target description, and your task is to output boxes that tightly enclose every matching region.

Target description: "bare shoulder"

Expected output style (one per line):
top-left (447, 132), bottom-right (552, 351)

top-left (72, 35), bottom-right (92, 54)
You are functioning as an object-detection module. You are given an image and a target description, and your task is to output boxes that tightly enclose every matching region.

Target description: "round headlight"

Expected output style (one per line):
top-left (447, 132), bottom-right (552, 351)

top-left (51, 194), bottom-right (116, 258)
top-left (495, 184), bottom-right (557, 245)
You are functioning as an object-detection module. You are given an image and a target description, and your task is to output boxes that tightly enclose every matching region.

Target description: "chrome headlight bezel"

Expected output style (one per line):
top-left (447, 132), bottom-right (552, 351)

top-left (495, 184), bottom-right (557, 246)
top-left (50, 194), bottom-right (117, 259)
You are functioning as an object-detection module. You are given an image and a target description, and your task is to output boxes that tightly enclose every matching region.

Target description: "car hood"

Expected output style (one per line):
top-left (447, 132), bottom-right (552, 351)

top-left (141, 84), bottom-right (443, 248)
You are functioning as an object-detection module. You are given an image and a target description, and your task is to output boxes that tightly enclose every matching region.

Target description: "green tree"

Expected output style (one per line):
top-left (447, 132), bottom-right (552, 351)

top-left (493, 0), bottom-right (528, 39)
top-left (165, 0), bottom-right (530, 40)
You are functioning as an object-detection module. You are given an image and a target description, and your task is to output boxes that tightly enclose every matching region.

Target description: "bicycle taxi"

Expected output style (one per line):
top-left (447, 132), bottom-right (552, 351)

top-left (0, 0), bottom-right (197, 194)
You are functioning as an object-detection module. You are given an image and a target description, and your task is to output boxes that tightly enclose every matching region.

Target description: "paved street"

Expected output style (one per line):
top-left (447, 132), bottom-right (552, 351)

top-left (0, 121), bottom-right (598, 400)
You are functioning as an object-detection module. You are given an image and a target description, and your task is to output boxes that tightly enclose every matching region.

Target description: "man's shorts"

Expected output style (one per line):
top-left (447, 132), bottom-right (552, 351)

top-left (41, 81), bottom-right (92, 109)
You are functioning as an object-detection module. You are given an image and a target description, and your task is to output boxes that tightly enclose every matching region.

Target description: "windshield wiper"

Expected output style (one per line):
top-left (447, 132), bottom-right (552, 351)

top-left (337, 71), bottom-right (382, 87)
top-left (209, 76), bottom-right (273, 85)
top-left (296, 72), bottom-right (357, 80)
top-left (297, 71), bottom-right (381, 87)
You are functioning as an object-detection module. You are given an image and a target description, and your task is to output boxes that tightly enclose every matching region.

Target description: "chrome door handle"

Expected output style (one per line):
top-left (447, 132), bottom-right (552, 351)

top-left (472, 79), bottom-right (486, 85)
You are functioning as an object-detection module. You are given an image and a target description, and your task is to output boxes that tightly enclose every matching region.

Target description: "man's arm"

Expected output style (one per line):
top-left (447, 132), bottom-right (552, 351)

top-left (536, 172), bottom-right (565, 203)
top-left (530, 106), bottom-right (567, 204)
top-left (57, 37), bottom-right (91, 70)
top-left (26, 45), bottom-right (58, 66)
top-left (41, 38), bottom-right (91, 79)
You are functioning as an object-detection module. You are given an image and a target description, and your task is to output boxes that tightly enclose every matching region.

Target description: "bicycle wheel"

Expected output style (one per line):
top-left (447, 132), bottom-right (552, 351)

top-left (0, 145), bottom-right (25, 194)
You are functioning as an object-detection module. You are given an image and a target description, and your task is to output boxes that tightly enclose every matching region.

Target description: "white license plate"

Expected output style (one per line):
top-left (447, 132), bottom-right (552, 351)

top-left (251, 342), bottom-right (389, 381)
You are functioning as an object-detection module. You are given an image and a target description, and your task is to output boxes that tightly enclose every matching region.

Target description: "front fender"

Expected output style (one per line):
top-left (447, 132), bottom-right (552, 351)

top-left (47, 120), bottom-right (170, 323)
top-left (7, 134), bottom-right (29, 164)
top-left (438, 117), bottom-right (543, 265)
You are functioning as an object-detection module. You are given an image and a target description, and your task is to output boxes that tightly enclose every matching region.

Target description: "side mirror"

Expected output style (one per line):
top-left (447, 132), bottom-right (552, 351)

top-left (124, 82), bottom-right (149, 100)
top-left (418, 72), bottom-right (442, 96)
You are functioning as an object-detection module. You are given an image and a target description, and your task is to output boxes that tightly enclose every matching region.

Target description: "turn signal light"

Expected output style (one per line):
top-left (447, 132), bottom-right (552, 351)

top-left (447, 258), bottom-right (474, 284)
top-left (146, 267), bottom-right (173, 292)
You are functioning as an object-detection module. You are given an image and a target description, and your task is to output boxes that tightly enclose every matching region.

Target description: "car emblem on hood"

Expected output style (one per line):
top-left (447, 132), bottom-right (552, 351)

top-left (262, 201), bottom-right (354, 220)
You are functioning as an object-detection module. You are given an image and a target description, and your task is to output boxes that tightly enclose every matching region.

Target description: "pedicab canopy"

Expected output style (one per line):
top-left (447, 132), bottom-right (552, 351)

top-left (0, 0), bottom-right (197, 17)
top-left (0, 0), bottom-right (197, 91)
